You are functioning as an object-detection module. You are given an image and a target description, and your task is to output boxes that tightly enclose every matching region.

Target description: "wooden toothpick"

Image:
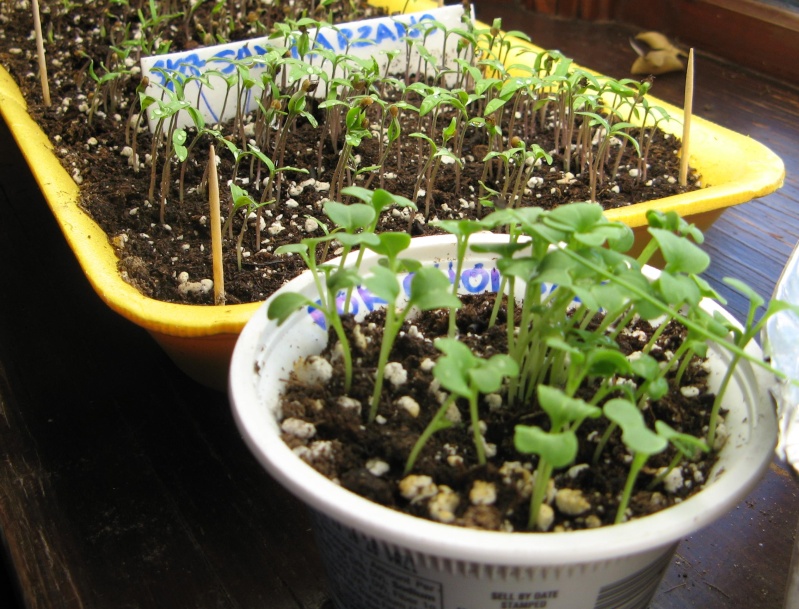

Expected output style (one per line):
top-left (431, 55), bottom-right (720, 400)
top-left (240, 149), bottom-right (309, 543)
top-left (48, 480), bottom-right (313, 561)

top-left (31, 0), bottom-right (51, 107)
top-left (679, 48), bottom-right (694, 187)
top-left (208, 145), bottom-right (226, 306)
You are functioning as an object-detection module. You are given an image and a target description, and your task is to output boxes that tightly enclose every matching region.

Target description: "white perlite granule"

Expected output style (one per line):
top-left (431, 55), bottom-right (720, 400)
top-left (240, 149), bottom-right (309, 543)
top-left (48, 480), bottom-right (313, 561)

top-left (383, 362), bottom-right (408, 387)
top-left (395, 396), bottom-right (420, 418)
top-left (366, 458), bottom-right (390, 477)
top-left (280, 418), bottom-right (316, 440)
top-left (555, 488), bottom-right (591, 516)
top-left (292, 355), bottom-right (333, 386)
top-left (399, 475), bottom-right (438, 504)
top-left (469, 480), bottom-right (497, 506)
top-left (428, 486), bottom-right (460, 523)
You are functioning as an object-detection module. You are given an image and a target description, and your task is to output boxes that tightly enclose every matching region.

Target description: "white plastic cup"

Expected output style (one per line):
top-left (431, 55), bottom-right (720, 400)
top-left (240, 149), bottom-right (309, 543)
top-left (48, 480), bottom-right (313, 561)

top-left (229, 234), bottom-right (777, 609)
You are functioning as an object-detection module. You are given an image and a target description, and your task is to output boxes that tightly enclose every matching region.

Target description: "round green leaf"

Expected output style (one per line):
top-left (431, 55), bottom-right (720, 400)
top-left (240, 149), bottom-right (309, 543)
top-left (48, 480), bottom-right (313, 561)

top-left (323, 201), bottom-right (375, 231)
top-left (514, 426), bottom-right (578, 468)
top-left (267, 292), bottom-right (315, 325)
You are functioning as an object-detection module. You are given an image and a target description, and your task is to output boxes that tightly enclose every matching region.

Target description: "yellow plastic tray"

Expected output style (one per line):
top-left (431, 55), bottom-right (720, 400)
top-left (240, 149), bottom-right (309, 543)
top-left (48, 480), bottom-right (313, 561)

top-left (0, 0), bottom-right (784, 390)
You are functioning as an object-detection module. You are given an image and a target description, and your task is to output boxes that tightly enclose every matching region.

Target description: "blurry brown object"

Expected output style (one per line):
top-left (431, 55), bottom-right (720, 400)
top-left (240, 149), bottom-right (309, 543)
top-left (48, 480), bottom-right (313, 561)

top-left (630, 31), bottom-right (688, 75)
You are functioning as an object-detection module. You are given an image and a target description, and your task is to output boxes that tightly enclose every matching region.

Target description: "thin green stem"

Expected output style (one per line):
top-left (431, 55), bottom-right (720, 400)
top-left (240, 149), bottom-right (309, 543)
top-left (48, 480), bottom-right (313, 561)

top-left (528, 460), bottom-right (553, 530)
top-left (368, 306), bottom-right (405, 422)
top-left (405, 395), bottom-right (458, 474)
top-left (327, 311), bottom-right (353, 393)
top-left (615, 452), bottom-right (647, 524)
top-left (469, 391), bottom-right (486, 465)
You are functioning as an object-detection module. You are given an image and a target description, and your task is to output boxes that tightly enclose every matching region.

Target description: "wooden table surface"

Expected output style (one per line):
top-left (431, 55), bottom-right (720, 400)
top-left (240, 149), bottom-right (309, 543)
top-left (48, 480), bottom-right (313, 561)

top-left (2, 4), bottom-right (799, 608)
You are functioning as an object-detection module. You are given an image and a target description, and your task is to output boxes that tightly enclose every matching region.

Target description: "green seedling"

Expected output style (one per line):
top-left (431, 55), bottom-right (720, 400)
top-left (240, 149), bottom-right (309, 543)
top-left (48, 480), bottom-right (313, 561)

top-left (515, 386), bottom-right (601, 530)
top-left (225, 183), bottom-right (275, 270)
top-left (576, 110), bottom-right (641, 203)
top-left (362, 245), bottom-right (462, 422)
top-left (335, 185), bottom-right (416, 312)
top-left (434, 218), bottom-right (485, 337)
top-left (268, 193), bottom-right (389, 392)
top-left (420, 117), bottom-right (463, 219)
top-left (124, 0), bottom-right (181, 57)
top-left (603, 399), bottom-right (668, 524)
top-left (271, 78), bottom-right (319, 202)
top-left (608, 78), bottom-right (654, 179)
top-left (404, 338), bottom-right (518, 472)
top-left (246, 143), bottom-right (309, 242)
top-left (139, 70), bottom-right (197, 223)
top-left (328, 96), bottom-right (373, 202)
top-left (648, 421), bottom-right (710, 490)
top-left (362, 101), bottom-right (416, 189)
top-left (83, 56), bottom-right (131, 124)
top-left (268, 237), bottom-right (359, 393)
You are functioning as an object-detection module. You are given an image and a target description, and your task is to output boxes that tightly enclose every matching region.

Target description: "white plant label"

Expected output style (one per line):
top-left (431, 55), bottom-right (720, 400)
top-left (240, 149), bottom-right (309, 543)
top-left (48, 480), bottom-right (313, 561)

top-left (140, 4), bottom-right (469, 132)
top-left (307, 261), bottom-right (503, 330)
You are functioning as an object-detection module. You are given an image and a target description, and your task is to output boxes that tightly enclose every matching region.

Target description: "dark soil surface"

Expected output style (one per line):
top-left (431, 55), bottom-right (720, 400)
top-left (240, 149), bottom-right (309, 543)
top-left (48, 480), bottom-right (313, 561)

top-left (0, 1), bottom-right (699, 306)
top-left (278, 294), bottom-right (720, 532)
